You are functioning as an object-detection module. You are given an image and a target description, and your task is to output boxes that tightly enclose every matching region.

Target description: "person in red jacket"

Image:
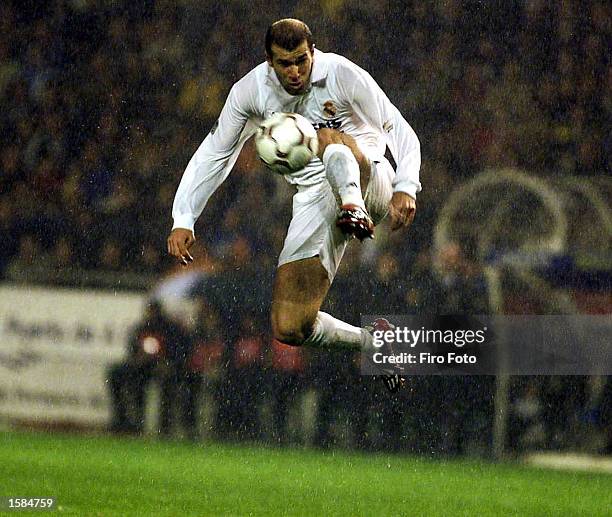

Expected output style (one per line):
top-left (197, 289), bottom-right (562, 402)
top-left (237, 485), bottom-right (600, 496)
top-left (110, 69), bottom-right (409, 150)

top-left (107, 301), bottom-right (190, 435)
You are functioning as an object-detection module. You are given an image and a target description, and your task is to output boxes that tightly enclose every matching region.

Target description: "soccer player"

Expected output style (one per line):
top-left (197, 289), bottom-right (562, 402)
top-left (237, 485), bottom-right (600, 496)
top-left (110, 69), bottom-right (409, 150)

top-left (167, 19), bottom-right (421, 391)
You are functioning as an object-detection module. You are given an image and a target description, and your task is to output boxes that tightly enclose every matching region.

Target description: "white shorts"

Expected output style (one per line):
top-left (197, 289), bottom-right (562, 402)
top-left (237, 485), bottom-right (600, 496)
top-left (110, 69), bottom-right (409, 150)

top-left (278, 158), bottom-right (394, 282)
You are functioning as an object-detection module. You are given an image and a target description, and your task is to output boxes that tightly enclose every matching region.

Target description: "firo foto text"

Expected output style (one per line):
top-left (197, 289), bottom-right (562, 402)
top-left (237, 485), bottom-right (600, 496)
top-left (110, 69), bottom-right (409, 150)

top-left (373, 352), bottom-right (477, 365)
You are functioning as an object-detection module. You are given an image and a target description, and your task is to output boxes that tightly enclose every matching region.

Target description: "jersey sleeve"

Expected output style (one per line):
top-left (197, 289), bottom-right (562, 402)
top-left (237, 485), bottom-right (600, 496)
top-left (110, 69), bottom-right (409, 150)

top-left (338, 63), bottom-right (422, 198)
top-left (172, 81), bottom-right (256, 232)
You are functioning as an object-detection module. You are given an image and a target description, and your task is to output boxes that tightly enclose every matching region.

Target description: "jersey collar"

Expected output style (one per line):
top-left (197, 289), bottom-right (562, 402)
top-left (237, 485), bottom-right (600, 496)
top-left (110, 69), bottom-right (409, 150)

top-left (310, 48), bottom-right (328, 86)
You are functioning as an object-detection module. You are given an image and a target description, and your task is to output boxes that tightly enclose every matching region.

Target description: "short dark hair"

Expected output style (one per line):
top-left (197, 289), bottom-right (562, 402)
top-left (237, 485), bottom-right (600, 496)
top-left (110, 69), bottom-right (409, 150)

top-left (265, 18), bottom-right (314, 58)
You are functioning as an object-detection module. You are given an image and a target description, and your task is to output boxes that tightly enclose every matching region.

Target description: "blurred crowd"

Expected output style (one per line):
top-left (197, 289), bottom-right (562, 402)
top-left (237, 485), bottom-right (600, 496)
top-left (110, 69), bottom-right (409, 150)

top-left (0, 0), bottom-right (609, 278)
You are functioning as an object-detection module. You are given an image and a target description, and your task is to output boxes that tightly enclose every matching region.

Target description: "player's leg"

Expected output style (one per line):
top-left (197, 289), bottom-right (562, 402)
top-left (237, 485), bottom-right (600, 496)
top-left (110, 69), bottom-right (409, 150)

top-left (271, 257), bottom-right (365, 350)
top-left (271, 259), bottom-right (404, 392)
top-left (317, 128), bottom-right (374, 240)
top-left (271, 257), bottom-right (329, 346)
top-left (273, 173), bottom-right (402, 391)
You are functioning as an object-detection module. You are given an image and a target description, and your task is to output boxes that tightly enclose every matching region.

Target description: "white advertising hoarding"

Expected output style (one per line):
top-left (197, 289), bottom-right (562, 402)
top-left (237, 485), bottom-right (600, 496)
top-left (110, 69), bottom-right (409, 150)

top-left (0, 284), bottom-right (145, 425)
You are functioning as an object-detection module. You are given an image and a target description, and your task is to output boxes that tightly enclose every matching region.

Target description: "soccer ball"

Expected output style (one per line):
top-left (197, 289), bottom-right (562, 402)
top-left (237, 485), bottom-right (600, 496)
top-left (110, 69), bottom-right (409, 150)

top-left (255, 112), bottom-right (319, 174)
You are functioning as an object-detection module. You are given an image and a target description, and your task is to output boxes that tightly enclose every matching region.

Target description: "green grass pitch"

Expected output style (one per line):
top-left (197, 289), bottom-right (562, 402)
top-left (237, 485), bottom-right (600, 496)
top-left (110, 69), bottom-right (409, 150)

top-left (0, 431), bottom-right (610, 516)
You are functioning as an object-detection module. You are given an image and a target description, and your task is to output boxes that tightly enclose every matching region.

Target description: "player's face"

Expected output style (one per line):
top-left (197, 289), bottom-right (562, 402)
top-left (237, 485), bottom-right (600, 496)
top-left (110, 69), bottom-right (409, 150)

top-left (267, 40), bottom-right (314, 95)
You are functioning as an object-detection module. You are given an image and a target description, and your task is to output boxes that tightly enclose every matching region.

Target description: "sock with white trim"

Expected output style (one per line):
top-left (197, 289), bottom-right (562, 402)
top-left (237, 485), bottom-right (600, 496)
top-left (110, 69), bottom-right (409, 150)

top-left (302, 311), bottom-right (372, 352)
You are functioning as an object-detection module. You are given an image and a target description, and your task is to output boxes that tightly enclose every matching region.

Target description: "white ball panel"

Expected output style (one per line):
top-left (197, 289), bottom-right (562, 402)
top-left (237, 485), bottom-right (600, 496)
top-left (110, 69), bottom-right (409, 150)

top-left (255, 136), bottom-right (278, 165)
top-left (255, 112), bottom-right (319, 174)
top-left (293, 113), bottom-right (317, 138)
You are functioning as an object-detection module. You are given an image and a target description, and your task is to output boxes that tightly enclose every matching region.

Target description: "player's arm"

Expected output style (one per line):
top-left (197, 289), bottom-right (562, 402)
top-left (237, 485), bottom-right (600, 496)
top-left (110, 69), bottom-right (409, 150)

top-left (339, 64), bottom-right (421, 231)
top-left (168, 82), bottom-right (253, 264)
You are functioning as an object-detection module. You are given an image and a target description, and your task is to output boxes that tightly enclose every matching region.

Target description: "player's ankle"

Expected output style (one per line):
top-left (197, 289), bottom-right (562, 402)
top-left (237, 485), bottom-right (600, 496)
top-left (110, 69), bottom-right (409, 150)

top-left (340, 195), bottom-right (365, 209)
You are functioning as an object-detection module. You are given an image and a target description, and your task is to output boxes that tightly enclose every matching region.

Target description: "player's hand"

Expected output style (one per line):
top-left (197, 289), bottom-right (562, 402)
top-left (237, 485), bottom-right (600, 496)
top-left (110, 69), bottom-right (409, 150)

top-left (388, 192), bottom-right (416, 231)
top-left (167, 228), bottom-right (195, 266)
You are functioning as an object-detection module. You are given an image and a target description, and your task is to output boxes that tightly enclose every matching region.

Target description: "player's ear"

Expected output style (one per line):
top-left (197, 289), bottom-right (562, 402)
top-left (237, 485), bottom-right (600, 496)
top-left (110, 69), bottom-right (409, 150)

top-left (265, 53), bottom-right (273, 66)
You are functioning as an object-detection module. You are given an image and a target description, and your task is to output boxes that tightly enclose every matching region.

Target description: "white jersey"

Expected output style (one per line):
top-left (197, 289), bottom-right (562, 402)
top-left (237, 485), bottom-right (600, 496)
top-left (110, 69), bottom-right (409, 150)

top-left (172, 49), bottom-right (421, 232)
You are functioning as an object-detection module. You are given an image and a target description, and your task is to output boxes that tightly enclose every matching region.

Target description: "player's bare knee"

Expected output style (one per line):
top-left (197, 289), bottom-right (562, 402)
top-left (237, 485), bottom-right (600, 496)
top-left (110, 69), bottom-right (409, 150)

top-left (271, 315), bottom-right (315, 346)
top-left (272, 321), bottom-right (305, 346)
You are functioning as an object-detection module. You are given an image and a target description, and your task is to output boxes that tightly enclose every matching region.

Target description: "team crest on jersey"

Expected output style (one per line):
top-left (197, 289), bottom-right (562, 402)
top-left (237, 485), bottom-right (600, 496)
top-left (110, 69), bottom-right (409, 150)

top-left (323, 100), bottom-right (337, 118)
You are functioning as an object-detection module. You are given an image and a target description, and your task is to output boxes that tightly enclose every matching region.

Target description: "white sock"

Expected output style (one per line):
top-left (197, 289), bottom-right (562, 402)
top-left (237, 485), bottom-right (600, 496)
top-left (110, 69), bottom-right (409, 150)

top-left (302, 311), bottom-right (371, 352)
top-left (322, 144), bottom-right (365, 208)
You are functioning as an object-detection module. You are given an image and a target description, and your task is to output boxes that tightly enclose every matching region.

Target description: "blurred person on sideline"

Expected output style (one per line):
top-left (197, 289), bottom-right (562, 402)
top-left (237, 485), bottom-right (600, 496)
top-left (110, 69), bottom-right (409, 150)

top-left (269, 338), bottom-right (306, 445)
top-left (222, 315), bottom-right (265, 441)
top-left (157, 321), bottom-right (199, 439)
top-left (186, 299), bottom-right (226, 439)
top-left (432, 241), bottom-right (493, 455)
top-left (508, 380), bottom-right (545, 452)
top-left (167, 19), bottom-right (421, 393)
top-left (107, 300), bottom-right (191, 435)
